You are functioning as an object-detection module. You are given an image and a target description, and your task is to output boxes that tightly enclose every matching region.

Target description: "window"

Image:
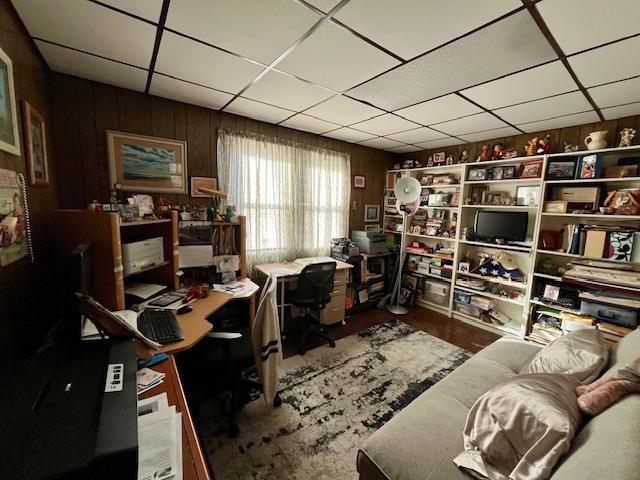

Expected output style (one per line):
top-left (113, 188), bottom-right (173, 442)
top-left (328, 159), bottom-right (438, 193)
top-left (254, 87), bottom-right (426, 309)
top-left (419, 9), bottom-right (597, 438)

top-left (217, 129), bottom-right (350, 271)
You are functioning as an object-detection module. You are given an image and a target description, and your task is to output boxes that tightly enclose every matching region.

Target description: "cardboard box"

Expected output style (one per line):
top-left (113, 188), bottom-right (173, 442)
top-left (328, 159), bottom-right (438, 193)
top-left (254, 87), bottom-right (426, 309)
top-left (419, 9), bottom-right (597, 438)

top-left (584, 230), bottom-right (608, 258)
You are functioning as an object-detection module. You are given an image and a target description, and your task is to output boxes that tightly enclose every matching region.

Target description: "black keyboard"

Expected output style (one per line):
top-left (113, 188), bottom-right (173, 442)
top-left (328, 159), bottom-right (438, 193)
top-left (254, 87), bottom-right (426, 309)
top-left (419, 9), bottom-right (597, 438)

top-left (138, 309), bottom-right (184, 344)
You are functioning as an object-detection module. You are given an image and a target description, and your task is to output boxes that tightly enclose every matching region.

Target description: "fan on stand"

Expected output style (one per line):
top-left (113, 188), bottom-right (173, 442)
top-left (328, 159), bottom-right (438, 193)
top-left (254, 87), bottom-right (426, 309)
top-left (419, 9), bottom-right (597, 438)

top-left (387, 176), bottom-right (422, 315)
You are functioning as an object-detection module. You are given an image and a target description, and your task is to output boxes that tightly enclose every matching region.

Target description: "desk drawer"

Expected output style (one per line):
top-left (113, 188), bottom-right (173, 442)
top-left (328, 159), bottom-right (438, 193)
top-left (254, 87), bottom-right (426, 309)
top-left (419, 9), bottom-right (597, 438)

top-left (333, 269), bottom-right (347, 286)
top-left (331, 283), bottom-right (347, 296)
top-left (318, 294), bottom-right (345, 325)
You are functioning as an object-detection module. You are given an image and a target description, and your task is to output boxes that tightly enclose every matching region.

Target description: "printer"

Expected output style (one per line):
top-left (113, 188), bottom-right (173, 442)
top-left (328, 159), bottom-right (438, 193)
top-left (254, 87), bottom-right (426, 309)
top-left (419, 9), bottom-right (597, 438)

top-left (122, 236), bottom-right (164, 276)
top-left (0, 339), bottom-right (138, 479)
top-left (351, 230), bottom-right (388, 255)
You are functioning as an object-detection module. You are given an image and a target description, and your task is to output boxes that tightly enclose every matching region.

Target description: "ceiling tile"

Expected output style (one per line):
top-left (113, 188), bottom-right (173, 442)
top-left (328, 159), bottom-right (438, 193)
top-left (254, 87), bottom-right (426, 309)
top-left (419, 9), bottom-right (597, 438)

top-left (569, 36), bottom-right (640, 87)
top-left (155, 32), bottom-right (263, 94)
top-left (12, 0), bottom-right (156, 67)
top-left (224, 97), bottom-right (295, 123)
top-left (305, 0), bottom-right (342, 13)
top-left (458, 126), bottom-right (521, 143)
top-left (494, 92), bottom-right (592, 125)
top-left (395, 94), bottom-right (481, 125)
top-left (100, 0), bottom-right (164, 22)
top-left (351, 114), bottom-right (420, 136)
top-left (388, 145), bottom-right (423, 153)
top-left (601, 102), bottom-right (640, 121)
top-left (358, 137), bottom-right (405, 149)
top-left (588, 76), bottom-right (640, 108)
top-left (321, 127), bottom-right (376, 143)
top-left (414, 137), bottom-right (465, 149)
top-left (348, 10), bottom-right (557, 111)
top-left (304, 95), bottom-right (384, 125)
top-left (517, 111), bottom-right (600, 133)
top-left (243, 70), bottom-right (334, 111)
top-left (334, 0), bottom-right (521, 60)
top-left (538, 0), bottom-right (640, 55)
top-left (281, 114), bottom-right (340, 134)
top-left (149, 74), bottom-right (233, 108)
top-left (35, 40), bottom-right (148, 91)
top-left (434, 113), bottom-right (508, 135)
top-left (165, 0), bottom-right (320, 64)
top-left (462, 61), bottom-right (578, 109)
top-left (386, 127), bottom-right (446, 144)
top-left (276, 21), bottom-right (400, 91)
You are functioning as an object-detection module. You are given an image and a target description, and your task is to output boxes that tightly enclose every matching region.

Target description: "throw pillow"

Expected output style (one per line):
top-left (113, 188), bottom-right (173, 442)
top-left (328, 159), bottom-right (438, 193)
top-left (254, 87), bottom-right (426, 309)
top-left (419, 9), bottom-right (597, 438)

top-left (454, 373), bottom-right (582, 480)
top-left (522, 328), bottom-right (609, 384)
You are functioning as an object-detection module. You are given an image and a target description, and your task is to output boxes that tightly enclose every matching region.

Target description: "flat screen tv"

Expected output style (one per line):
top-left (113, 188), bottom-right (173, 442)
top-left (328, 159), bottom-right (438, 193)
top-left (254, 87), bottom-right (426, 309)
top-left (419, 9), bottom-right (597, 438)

top-left (474, 211), bottom-right (528, 242)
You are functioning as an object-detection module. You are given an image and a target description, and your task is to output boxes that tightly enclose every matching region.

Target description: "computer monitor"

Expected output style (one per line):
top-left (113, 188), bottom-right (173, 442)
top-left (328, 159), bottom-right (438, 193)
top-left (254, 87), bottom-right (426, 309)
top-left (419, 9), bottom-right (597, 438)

top-left (474, 211), bottom-right (528, 242)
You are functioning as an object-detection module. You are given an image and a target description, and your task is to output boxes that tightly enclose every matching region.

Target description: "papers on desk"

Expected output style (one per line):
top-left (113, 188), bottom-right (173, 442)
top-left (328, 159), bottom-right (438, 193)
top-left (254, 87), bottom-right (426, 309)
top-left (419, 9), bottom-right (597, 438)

top-left (212, 278), bottom-right (259, 298)
top-left (137, 368), bottom-right (166, 395)
top-left (137, 393), bottom-right (183, 480)
top-left (81, 310), bottom-right (138, 340)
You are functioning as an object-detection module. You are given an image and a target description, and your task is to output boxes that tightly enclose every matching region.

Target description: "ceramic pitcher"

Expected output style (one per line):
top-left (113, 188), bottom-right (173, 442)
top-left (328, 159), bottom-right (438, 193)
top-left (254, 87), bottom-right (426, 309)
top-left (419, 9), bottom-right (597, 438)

top-left (584, 130), bottom-right (608, 150)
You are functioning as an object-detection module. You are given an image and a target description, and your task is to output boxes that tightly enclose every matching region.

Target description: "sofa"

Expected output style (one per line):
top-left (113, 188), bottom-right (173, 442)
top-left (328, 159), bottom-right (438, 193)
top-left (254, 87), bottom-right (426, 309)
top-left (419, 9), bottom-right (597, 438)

top-left (357, 329), bottom-right (640, 480)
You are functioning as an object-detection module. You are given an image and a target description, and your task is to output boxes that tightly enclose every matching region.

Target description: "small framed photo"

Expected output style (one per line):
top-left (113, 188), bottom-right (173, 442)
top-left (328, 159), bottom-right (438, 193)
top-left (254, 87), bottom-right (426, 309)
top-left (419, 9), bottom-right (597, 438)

top-left (470, 185), bottom-right (489, 204)
top-left (364, 204), bottom-right (380, 223)
top-left (190, 176), bottom-right (219, 197)
top-left (543, 200), bottom-right (568, 213)
top-left (467, 167), bottom-right (487, 181)
top-left (459, 261), bottom-right (470, 273)
top-left (519, 159), bottom-right (543, 178)
top-left (399, 287), bottom-right (415, 306)
top-left (385, 196), bottom-right (397, 208)
top-left (516, 185), bottom-right (540, 206)
top-left (358, 288), bottom-right (369, 304)
top-left (433, 152), bottom-right (446, 165)
top-left (578, 154), bottom-right (602, 179)
top-left (503, 166), bottom-right (516, 179)
top-left (546, 159), bottom-right (577, 180)
top-left (22, 101), bottom-right (49, 186)
top-left (543, 284), bottom-right (560, 302)
top-left (353, 175), bottom-right (366, 189)
top-left (428, 193), bottom-right (449, 207)
top-left (492, 166), bottom-right (504, 180)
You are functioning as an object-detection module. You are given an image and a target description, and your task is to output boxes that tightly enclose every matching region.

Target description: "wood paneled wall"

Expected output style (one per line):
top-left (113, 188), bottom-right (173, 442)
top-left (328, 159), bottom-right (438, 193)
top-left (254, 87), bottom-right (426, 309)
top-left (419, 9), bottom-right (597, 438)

top-left (394, 116), bottom-right (640, 166)
top-left (49, 73), bottom-right (393, 232)
top-left (0, 0), bottom-right (58, 363)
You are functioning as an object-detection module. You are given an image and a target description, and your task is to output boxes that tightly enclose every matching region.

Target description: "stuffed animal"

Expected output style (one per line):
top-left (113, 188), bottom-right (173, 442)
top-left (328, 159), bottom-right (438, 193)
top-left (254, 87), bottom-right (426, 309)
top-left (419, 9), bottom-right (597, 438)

top-left (537, 134), bottom-right (552, 154)
top-left (477, 144), bottom-right (491, 162)
top-left (619, 127), bottom-right (636, 148)
top-left (490, 143), bottom-right (504, 160)
top-left (603, 189), bottom-right (640, 215)
top-left (525, 137), bottom-right (538, 156)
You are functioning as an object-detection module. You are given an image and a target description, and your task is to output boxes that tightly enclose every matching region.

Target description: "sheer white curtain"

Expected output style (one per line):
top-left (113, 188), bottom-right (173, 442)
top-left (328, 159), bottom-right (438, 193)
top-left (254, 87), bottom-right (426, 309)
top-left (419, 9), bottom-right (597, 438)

top-left (217, 129), bottom-right (350, 271)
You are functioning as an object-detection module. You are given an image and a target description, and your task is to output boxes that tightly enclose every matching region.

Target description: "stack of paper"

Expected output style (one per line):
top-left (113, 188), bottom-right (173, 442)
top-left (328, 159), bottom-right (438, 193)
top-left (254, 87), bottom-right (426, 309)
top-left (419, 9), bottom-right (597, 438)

top-left (137, 368), bottom-right (166, 395)
top-left (137, 393), bottom-right (182, 480)
top-left (81, 310), bottom-right (138, 341)
top-left (212, 278), bottom-right (259, 298)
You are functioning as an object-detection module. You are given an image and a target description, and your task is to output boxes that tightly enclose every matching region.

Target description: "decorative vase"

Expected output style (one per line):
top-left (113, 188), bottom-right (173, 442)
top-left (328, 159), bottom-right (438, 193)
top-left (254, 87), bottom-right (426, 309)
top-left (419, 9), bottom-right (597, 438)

top-left (584, 130), bottom-right (608, 150)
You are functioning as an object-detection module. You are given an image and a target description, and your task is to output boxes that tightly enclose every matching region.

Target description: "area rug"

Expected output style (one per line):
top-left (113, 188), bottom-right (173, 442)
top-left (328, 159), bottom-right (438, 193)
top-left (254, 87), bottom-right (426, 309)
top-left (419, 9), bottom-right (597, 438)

top-left (199, 320), bottom-right (471, 480)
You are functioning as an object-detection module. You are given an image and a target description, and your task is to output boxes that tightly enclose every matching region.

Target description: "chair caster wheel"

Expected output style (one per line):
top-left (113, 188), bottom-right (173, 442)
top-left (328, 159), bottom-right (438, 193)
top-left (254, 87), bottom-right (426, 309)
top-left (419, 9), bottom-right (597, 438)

top-left (228, 425), bottom-right (239, 438)
top-left (273, 394), bottom-right (283, 408)
top-left (329, 340), bottom-right (336, 348)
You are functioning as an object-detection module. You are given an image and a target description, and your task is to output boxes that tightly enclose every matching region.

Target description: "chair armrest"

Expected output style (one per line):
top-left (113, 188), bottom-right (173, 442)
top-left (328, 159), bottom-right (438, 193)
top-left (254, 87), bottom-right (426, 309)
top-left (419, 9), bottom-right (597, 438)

top-left (207, 332), bottom-right (242, 340)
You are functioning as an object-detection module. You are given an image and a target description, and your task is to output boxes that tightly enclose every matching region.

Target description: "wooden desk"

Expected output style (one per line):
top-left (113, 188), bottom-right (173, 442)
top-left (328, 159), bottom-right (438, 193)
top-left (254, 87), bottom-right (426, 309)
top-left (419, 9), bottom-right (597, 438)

top-left (139, 355), bottom-right (212, 480)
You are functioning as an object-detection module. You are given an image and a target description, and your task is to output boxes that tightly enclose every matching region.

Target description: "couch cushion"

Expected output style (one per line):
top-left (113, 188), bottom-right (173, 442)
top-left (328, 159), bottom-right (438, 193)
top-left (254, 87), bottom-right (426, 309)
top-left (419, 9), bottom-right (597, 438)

top-left (358, 338), bottom-right (541, 480)
top-left (604, 328), bottom-right (640, 376)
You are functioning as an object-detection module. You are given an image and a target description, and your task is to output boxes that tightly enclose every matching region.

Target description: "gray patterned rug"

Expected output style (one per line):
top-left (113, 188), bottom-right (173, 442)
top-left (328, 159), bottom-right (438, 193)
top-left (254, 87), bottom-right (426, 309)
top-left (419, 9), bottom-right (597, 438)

top-left (199, 320), bottom-right (471, 480)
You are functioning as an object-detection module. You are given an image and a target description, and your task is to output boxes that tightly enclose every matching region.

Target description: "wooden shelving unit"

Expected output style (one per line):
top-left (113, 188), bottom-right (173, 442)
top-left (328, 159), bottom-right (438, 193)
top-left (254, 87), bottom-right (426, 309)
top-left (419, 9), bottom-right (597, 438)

top-left (386, 145), bottom-right (640, 341)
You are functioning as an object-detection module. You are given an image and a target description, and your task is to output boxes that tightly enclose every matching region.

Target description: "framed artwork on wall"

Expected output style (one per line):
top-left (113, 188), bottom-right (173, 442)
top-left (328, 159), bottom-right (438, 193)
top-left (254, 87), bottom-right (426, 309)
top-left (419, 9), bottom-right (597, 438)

top-left (190, 176), bottom-right (218, 197)
top-left (364, 204), bottom-right (380, 222)
top-left (0, 47), bottom-right (20, 156)
top-left (22, 101), bottom-right (49, 186)
top-left (353, 175), bottom-right (366, 189)
top-left (107, 130), bottom-right (188, 194)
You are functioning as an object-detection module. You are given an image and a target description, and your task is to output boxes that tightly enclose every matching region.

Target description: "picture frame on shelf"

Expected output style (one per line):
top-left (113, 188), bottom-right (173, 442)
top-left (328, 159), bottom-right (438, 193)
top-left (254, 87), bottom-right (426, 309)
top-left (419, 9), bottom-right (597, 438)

top-left (353, 175), bottom-right (366, 188)
top-left (519, 159), bottom-right (543, 178)
top-left (190, 176), bottom-right (219, 197)
top-left (459, 261), bottom-right (470, 273)
top-left (577, 153), bottom-right (602, 179)
top-left (543, 200), bottom-right (568, 213)
top-left (467, 167), bottom-right (487, 181)
top-left (491, 166), bottom-right (504, 180)
top-left (470, 185), bottom-right (488, 204)
top-left (516, 185), bottom-right (540, 206)
top-left (385, 196), bottom-right (397, 208)
top-left (399, 287), bottom-right (415, 306)
top-left (107, 130), bottom-right (188, 193)
top-left (503, 166), bottom-right (516, 179)
top-left (0, 47), bottom-right (20, 155)
top-left (546, 159), bottom-right (578, 180)
top-left (21, 101), bottom-right (49, 186)
top-left (433, 152), bottom-right (446, 165)
top-left (358, 288), bottom-right (369, 304)
top-left (428, 193), bottom-right (449, 207)
top-left (364, 204), bottom-right (380, 222)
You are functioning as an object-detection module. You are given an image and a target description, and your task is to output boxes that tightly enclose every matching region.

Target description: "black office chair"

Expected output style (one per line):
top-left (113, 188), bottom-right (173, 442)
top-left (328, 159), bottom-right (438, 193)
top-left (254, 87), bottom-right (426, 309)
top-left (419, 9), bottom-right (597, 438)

top-left (286, 262), bottom-right (337, 355)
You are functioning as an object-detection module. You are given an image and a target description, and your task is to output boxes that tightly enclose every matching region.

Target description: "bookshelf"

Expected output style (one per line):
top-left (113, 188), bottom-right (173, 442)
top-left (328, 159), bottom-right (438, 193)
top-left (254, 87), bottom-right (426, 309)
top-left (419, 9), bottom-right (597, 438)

top-left (387, 145), bottom-right (640, 341)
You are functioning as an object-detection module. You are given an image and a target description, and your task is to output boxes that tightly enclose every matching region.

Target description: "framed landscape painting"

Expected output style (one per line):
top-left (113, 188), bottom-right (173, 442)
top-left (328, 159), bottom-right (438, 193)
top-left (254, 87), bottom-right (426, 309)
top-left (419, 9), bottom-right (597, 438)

top-left (0, 47), bottom-right (20, 156)
top-left (107, 130), bottom-right (187, 193)
top-left (22, 101), bottom-right (49, 186)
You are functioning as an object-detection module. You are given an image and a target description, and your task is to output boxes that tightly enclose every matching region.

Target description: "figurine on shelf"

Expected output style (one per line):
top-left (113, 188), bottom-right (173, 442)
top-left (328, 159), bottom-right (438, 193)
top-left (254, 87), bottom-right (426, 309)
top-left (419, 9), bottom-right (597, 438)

top-left (477, 144), bottom-right (491, 162)
top-left (393, 162), bottom-right (402, 169)
top-left (525, 137), bottom-right (538, 156)
top-left (503, 147), bottom-right (518, 159)
top-left (459, 150), bottom-right (469, 163)
top-left (564, 142), bottom-right (579, 153)
top-left (537, 134), bottom-right (552, 154)
top-left (619, 128), bottom-right (636, 148)
top-left (490, 143), bottom-right (504, 160)
top-left (427, 156), bottom-right (434, 167)
top-left (446, 155), bottom-right (454, 165)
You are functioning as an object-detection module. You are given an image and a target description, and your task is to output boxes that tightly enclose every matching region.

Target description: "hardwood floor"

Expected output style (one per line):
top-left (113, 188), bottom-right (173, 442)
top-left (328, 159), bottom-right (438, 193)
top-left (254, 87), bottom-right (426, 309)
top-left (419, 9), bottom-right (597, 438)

top-left (282, 306), bottom-right (500, 358)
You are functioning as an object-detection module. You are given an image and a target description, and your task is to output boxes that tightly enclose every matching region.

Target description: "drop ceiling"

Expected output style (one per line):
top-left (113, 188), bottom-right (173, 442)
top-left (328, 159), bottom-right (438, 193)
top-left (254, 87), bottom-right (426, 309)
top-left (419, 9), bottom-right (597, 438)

top-left (12, 0), bottom-right (640, 152)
